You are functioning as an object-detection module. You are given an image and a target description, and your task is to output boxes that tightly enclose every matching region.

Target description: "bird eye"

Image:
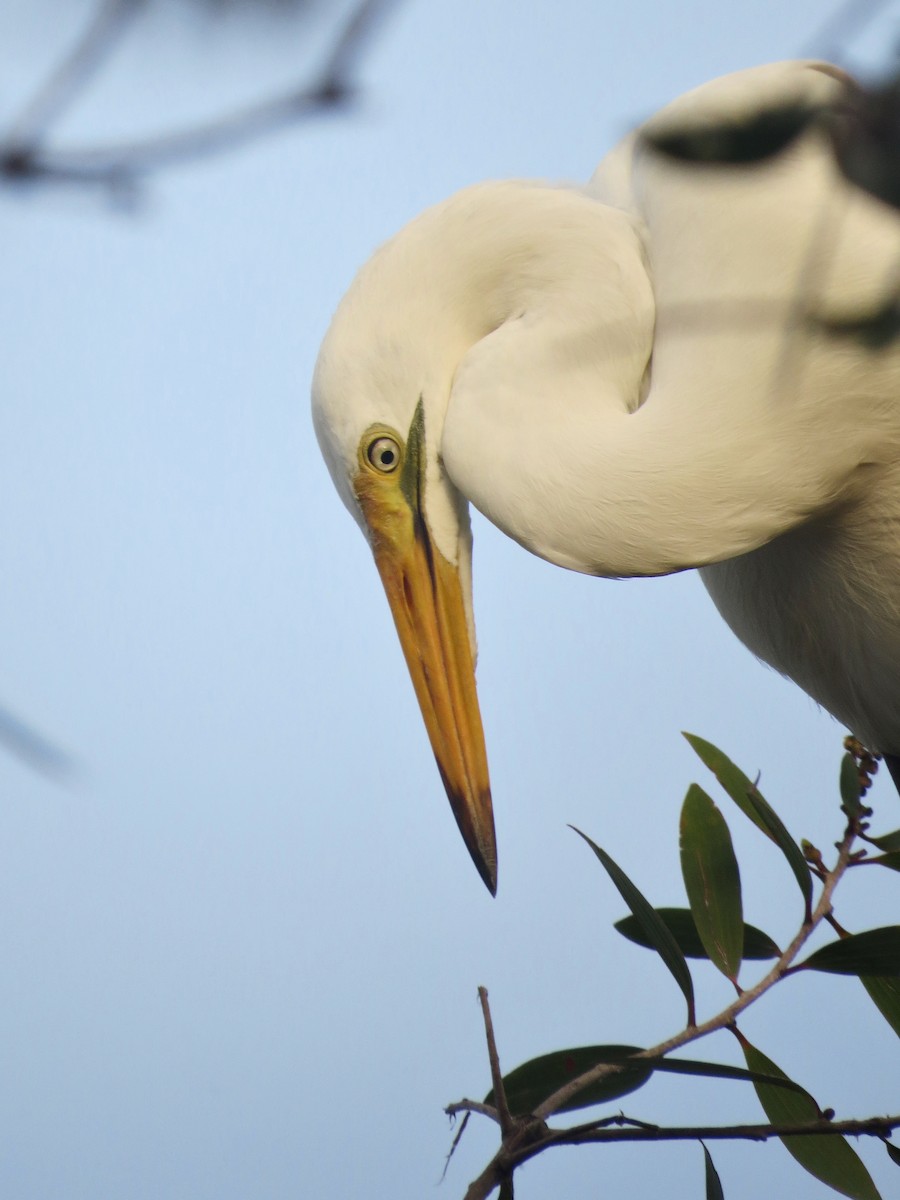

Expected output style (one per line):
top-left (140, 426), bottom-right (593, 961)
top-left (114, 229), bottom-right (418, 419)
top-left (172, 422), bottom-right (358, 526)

top-left (367, 436), bottom-right (401, 473)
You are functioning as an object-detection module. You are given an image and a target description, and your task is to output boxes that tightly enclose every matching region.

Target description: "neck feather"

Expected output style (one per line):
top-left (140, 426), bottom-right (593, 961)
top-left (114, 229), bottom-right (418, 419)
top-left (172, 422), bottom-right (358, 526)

top-left (434, 170), bottom-right (900, 577)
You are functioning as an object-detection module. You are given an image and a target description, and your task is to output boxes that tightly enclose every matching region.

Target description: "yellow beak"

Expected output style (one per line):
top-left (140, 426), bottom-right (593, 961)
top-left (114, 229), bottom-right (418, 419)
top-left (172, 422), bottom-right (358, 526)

top-left (353, 406), bottom-right (497, 894)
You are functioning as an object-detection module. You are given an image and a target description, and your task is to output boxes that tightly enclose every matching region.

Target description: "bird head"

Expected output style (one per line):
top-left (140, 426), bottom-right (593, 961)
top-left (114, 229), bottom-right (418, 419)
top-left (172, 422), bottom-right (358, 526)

top-left (311, 180), bottom-right (654, 895)
top-left (311, 211), bottom-right (497, 894)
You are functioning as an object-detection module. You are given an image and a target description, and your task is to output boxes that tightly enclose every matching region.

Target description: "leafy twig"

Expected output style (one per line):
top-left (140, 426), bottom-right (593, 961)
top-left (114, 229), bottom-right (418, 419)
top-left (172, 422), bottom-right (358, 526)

top-left (532, 820), bottom-right (856, 1120)
top-left (453, 816), bottom-right (867, 1200)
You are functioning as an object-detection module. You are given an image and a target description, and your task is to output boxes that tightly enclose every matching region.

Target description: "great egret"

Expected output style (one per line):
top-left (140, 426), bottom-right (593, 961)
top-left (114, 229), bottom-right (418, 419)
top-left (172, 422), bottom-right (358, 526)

top-left (312, 61), bottom-right (900, 894)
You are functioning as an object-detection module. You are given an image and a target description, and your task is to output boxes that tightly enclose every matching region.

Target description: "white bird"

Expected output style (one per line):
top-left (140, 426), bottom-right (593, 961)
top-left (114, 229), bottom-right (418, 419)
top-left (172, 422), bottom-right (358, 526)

top-left (312, 61), bottom-right (900, 894)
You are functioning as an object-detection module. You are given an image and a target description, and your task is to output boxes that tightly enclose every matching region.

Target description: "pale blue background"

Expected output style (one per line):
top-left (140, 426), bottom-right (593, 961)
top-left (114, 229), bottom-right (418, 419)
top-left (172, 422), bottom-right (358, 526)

top-left (0, 2), bottom-right (897, 1197)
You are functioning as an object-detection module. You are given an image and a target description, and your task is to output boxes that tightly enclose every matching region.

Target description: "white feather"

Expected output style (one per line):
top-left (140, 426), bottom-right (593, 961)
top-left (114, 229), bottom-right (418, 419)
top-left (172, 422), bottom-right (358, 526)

top-left (313, 61), bottom-right (900, 754)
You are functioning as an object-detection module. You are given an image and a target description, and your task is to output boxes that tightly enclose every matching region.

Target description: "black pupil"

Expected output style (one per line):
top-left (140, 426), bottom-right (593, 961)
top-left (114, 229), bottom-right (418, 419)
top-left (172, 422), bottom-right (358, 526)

top-left (379, 448), bottom-right (395, 467)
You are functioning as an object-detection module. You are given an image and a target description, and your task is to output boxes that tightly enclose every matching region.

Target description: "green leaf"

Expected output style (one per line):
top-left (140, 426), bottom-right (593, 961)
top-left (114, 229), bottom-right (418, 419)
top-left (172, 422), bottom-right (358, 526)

top-left (683, 734), bottom-right (767, 834)
top-left (860, 975), bottom-right (900, 1038)
top-left (839, 754), bottom-right (862, 814)
top-left (573, 827), bottom-right (696, 1025)
top-left (868, 828), bottom-right (900, 852)
top-left (485, 1045), bottom-right (652, 1116)
top-left (886, 1141), bottom-right (900, 1168)
top-left (615, 908), bottom-right (780, 960)
top-left (485, 1046), bottom-right (809, 1121)
top-left (653, 1056), bottom-right (808, 1097)
top-left (740, 1038), bottom-right (882, 1199)
top-left (703, 1143), bottom-right (725, 1200)
top-left (679, 785), bottom-right (744, 980)
top-left (869, 852), bottom-right (900, 872)
top-left (799, 928), bottom-right (900, 977)
top-left (683, 734), bottom-right (813, 918)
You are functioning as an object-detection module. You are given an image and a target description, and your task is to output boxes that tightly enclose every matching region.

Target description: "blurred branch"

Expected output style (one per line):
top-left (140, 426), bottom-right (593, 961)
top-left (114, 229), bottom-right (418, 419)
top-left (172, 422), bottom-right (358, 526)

top-left (4, 0), bottom-right (146, 152)
top-left (0, 0), bottom-right (401, 196)
top-left (802, 0), bottom-right (890, 60)
top-left (0, 702), bottom-right (73, 777)
top-left (642, 60), bottom-right (900, 218)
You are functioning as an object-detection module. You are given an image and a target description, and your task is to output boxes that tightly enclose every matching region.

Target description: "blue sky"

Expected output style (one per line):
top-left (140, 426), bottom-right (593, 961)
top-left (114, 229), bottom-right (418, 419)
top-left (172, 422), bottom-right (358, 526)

top-left (0, 2), bottom-right (897, 1197)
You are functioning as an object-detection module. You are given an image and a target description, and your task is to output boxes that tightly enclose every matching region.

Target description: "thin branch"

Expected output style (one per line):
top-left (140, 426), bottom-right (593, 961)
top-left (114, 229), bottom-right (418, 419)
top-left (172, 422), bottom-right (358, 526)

top-left (1, 0), bottom-right (401, 192)
top-left (317, 0), bottom-right (397, 88)
top-left (441, 1112), bottom-right (472, 1184)
top-left (456, 1115), bottom-right (900, 1200)
top-left (5, 0), bottom-right (146, 151)
top-left (457, 1110), bottom-right (900, 1200)
top-left (478, 988), bottom-right (513, 1138)
top-left (34, 82), bottom-right (345, 177)
top-left (447, 1099), bottom-right (499, 1123)
top-left (542, 1113), bottom-right (900, 1149)
top-left (801, 0), bottom-right (891, 60)
top-left (0, 702), bottom-right (74, 778)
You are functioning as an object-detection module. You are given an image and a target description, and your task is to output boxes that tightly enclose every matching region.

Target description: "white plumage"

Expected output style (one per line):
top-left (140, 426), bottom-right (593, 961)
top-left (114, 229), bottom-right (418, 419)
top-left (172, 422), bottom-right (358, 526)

top-left (312, 61), bottom-right (900, 891)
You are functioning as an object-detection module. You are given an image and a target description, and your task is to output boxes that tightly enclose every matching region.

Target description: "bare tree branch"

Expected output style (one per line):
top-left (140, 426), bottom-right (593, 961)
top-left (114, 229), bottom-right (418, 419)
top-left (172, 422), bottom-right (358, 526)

top-left (0, 702), bottom-right (73, 777)
top-left (801, 0), bottom-right (891, 60)
top-left (542, 1114), bottom-right (900, 1148)
top-left (0, 0), bottom-right (402, 194)
top-left (5, 0), bottom-right (146, 153)
top-left (478, 988), bottom-right (513, 1138)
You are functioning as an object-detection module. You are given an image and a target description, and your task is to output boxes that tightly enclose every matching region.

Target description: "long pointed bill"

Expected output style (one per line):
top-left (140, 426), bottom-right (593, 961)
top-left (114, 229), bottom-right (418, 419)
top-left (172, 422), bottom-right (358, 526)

top-left (371, 523), bottom-right (496, 892)
top-left (354, 409), bottom-right (497, 893)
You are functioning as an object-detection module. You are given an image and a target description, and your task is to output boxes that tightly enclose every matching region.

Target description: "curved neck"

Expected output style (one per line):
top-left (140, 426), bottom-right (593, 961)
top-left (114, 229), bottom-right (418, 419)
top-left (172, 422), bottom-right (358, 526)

top-left (437, 172), bottom-right (900, 578)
